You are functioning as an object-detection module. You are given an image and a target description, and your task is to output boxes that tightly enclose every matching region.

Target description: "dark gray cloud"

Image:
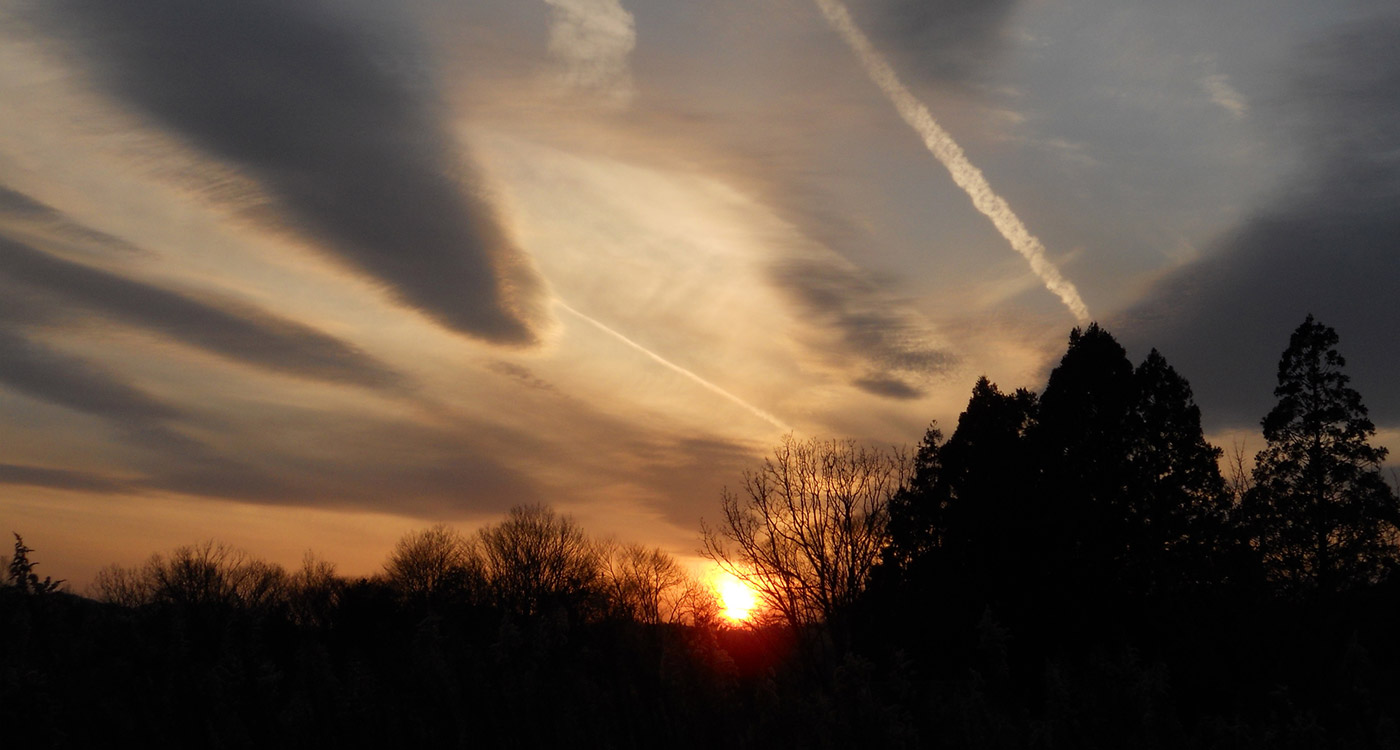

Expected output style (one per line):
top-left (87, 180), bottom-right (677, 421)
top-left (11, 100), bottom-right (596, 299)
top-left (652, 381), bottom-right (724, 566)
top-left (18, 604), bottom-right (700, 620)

top-left (0, 326), bottom-right (203, 454)
top-left (486, 361), bottom-right (562, 396)
top-left (0, 462), bottom-right (133, 493)
top-left (853, 0), bottom-right (1021, 86)
top-left (0, 235), bottom-right (405, 390)
top-left (0, 326), bottom-right (542, 516)
top-left (34, 0), bottom-right (545, 345)
top-left (1119, 18), bottom-right (1400, 429)
top-left (771, 257), bottom-right (956, 399)
top-left (0, 326), bottom-right (181, 424)
top-left (852, 376), bottom-right (924, 400)
top-left (142, 416), bottom-right (543, 519)
top-left (0, 186), bottom-right (145, 256)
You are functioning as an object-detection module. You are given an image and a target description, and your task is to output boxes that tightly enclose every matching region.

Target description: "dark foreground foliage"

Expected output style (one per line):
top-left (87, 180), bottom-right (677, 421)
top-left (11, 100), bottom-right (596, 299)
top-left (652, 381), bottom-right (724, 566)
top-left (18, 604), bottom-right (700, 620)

top-left (5, 316), bottom-right (1400, 748)
top-left (7, 574), bottom-right (1400, 749)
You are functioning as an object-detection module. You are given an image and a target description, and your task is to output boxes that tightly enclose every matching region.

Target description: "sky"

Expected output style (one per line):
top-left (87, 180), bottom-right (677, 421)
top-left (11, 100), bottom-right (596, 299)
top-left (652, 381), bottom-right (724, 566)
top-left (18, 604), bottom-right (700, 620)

top-left (2, 0), bottom-right (1398, 588)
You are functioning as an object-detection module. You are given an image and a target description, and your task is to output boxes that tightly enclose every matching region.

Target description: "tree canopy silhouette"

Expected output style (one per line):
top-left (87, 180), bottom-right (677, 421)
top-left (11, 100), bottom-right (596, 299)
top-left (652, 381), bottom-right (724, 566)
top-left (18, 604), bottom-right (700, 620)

top-left (7, 534), bottom-right (63, 595)
top-left (703, 435), bottom-right (910, 635)
top-left (479, 503), bottom-right (602, 617)
top-left (1243, 315), bottom-right (1399, 593)
top-left (384, 523), bottom-right (480, 607)
top-left (1127, 349), bottom-right (1235, 592)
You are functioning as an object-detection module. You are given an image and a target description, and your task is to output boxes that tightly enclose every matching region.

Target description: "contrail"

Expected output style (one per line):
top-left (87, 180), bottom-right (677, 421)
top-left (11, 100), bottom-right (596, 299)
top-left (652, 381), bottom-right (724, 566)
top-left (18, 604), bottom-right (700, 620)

top-left (811, 0), bottom-right (1091, 324)
top-left (555, 300), bottom-right (792, 431)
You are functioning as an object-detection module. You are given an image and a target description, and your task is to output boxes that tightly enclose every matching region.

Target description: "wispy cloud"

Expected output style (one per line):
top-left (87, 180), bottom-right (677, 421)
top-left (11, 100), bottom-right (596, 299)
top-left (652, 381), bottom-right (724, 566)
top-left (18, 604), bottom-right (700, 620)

top-left (1122, 17), bottom-right (1400, 428)
top-left (769, 257), bottom-right (954, 399)
top-left (32, 0), bottom-right (547, 345)
top-left (0, 326), bottom-right (196, 453)
top-left (0, 462), bottom-right (133, 493)
top-left (0, 235), bottom-right (405, 390)
top-left (544, 0), bottom-right (637, 108)
top-left (0, 186), bottom-right (145, 257)
top-left (1201, 73), bottom-right (1247, 120)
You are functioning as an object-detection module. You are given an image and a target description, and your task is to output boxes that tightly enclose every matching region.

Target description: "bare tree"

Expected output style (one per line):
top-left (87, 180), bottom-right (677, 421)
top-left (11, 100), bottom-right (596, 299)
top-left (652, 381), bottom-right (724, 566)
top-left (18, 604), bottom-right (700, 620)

top-left (288, 551), bottom-right (345, 627)
top-left (92, 562), bottom-right (153, 607)
top-left (479, 504), bottom-right (601, 617)
top-left (1226, 438), bottom-right (1253, 503)
top-left (384, 524), bottom-right (480, 604)
top-left (669, 576), bottom-right (722, 627)
top-left (600, 541), bottom-right (696, 624)
top-left (702, 435), bottom-right (911, 631)
top-left (94, 541), bottom-right (287, 609)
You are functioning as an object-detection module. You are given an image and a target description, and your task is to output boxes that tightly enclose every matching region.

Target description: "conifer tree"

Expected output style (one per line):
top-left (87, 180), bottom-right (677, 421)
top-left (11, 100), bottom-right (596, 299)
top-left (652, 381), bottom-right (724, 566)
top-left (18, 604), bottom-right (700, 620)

top-left (1129, 350), bottom-right (1234, 590)
top-left (1032, 324), bottom-right (1138, 585)
top-left (7, 533), bottom-right (62, 595)
top-left (1243, 315), bottom-right (1399, 593)
top-left (935, 378), bottom-right (1039, 596)
top-left (883, 421), bottom-right (945, 575)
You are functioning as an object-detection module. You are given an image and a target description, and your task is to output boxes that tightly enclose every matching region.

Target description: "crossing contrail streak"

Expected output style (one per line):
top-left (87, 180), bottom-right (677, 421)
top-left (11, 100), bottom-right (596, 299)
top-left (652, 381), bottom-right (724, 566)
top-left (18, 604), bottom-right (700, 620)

top-left (811, 0), bottom-right (1091, 324)
top-left (555, 300), bottom-right (792, 431)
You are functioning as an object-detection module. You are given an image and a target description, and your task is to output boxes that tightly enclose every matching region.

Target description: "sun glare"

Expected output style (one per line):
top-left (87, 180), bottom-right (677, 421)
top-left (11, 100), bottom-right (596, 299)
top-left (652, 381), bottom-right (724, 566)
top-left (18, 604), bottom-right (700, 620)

top-left (715, 572), bottom-right (759, 623)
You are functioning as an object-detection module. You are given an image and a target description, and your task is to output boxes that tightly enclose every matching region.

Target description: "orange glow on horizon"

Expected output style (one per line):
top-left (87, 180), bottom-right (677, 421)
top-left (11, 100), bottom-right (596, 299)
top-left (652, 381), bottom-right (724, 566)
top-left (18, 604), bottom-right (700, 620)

top-left (715, 572), bottom-right (759, 623)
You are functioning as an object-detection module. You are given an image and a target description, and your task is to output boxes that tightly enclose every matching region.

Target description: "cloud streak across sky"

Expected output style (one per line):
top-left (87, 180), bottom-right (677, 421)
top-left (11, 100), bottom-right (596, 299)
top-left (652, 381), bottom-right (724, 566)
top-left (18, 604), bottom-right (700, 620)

top-left (811, 0), bottom-right (1091, 324)
top-left (557, 300), bottom-right (791, 431)
top-left (33, 0), bottom-right (547, 344)
top-left (2, 0), bottom-right (1396, 585)
top-left (0, 235), bottom-right (404, 390)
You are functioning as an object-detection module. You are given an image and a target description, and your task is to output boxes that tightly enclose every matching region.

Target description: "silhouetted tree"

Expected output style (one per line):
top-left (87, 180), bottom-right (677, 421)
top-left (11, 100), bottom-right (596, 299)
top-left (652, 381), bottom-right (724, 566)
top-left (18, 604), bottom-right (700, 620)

top-left (91, 541), bottom-right (286, 609)
top-left (702, 435), bottom-right (910, 635)
top-left (600, 541), bottom-right (706, 624)
top-left (867, 379), bottom-right (1040, 674)
top-left (479, 503), bottom-right (601, 617)
top-left (880, 380), bottom-right (1040, 611)
top-left (1031, 324), bottom-right (1139, 600)
top-left (936, 379), bottom-right (1040, 592)
top-left (288, 551), bottom-right (345, 628)
top-left (1128, 350), bottom-right (1235, 591)
top-left (91, 561), bottom-right (153, 607)
top-left (883, 421), bottom-right (944, 575)
top-left (384, 523), bottom-right (480, 606)
top-left (1242, 315), bottom-right (1399, 593)
top-left (7, 534), bottom-right (62, 595)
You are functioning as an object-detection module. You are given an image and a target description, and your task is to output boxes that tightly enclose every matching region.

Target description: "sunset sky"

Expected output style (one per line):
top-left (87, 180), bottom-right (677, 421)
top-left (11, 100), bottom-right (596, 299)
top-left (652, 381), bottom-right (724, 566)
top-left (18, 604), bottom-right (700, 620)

top-left (2, 0), bottom-right (1397, 587)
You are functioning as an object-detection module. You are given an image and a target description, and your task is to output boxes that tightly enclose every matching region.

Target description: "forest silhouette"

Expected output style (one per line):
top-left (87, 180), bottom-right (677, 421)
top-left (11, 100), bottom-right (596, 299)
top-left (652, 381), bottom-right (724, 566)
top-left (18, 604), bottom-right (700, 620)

top-left (5, 316), bottom-right (1400, 748)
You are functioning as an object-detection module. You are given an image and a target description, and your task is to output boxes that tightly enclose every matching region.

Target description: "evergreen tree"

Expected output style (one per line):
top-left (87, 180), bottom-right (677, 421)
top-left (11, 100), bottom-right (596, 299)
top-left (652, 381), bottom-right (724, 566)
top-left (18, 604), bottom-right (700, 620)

top-left (7, 533), bottom-right (62, 595)
top-left (936, 378), bottom-right (1039, 602)
top-left (1243, 315), bottom-right (1399, 593)
top-left (1032, 324), bottom-right (1139, 593)
top-left (1032, 327), bottom-right (1237, 601)
top-left (1128, 350), bottom-right (1234, 591)
top-left (883, 421), bottom-right (945, 575)
top-left (880, 379), bottom-right (1038, 595)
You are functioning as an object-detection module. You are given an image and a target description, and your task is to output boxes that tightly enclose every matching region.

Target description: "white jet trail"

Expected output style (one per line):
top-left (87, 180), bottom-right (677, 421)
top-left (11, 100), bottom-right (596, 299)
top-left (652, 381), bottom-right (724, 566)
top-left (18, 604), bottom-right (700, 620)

top-left (555, 300), bottom-right (792, 431)
top-left (811, 0), bottom-right (1092, 324)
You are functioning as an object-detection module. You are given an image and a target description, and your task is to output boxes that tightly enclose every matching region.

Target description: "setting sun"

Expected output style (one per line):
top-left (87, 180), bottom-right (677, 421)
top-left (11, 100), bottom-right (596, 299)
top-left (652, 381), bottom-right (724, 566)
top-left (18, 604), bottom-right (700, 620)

top-left (714, 572), bottom-right (760, 623)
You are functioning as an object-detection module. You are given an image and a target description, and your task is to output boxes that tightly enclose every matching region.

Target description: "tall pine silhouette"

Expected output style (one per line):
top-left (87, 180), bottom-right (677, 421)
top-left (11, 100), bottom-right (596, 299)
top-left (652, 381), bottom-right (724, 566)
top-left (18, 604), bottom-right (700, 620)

top-left (1243, 315), bottom-right (1399, 593)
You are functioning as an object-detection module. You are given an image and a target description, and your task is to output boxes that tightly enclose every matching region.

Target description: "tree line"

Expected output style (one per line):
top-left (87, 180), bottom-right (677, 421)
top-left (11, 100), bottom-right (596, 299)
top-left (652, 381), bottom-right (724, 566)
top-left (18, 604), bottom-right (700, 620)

top-left (702, 314), bottom-right (1400, 746)
top-left (86, 504), bottom-right (717, 628)
top-left (3, 507), bottom-right (758, 749)
top-left (5, 314), bottom-right (1400, 747)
